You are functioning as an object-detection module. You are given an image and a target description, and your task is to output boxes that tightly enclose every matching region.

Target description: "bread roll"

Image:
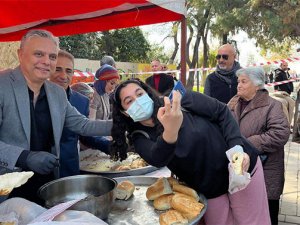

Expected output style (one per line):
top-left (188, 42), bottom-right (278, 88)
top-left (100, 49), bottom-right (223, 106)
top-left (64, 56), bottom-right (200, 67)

top-left (153, 194), bottom-right (174, 210)
top-left (159, 209), bottom-right (188, 225)
top-left (130, 159), bottom-right (147, 169)
top-left (115, 180), bottom-right (135, 200)
top-left (232, 152), bottom-right (244, 175)
top-left (172, 184), bottom-right (199, 201)
top-left (146, 177), bottom-right (173, 200)
top-left (0, 171), bottom-right (34, 196)
top-left (171, 193), bottom-right (204, 222)
top-left (167, 177), bottom-right (179, 188)
top-left (114, 165), bottom-right (131, 171)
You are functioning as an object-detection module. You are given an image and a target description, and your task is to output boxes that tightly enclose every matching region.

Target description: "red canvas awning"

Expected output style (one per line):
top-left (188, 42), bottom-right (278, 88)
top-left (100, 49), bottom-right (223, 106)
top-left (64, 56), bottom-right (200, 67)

top-left (0, 0), bottom-right (185, 41)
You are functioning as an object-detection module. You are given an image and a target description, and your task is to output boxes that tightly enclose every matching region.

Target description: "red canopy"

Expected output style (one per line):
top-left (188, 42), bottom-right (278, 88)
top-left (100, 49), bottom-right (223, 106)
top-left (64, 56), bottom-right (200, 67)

top-left (0, 0), bottom-right (185, 41)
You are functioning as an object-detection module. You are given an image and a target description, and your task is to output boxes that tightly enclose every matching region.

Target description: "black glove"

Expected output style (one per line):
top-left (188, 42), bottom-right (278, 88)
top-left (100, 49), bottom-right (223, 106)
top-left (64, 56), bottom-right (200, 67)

top-left (26, 151), bottom-right (59, 175)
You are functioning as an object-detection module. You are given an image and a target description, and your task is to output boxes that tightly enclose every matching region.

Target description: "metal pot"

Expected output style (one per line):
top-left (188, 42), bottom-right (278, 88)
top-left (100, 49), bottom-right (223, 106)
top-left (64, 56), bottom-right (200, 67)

top-left (38, 175), bottom-right (117, 220)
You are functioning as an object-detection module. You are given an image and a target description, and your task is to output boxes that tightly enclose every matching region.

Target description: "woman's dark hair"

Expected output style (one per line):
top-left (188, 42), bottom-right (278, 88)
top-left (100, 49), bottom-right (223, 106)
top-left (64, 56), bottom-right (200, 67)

top-left (110, 79), bottom-right (163, 160)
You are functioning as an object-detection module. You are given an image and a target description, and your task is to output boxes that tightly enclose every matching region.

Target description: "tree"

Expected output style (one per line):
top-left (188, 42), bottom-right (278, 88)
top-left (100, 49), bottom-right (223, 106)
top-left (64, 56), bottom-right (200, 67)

top-left (60, 33), bottom-right (99, 59)
top-left (60, 27), bottom-right (151, 63)
top-left (98, 27), bottom-right (151, 63)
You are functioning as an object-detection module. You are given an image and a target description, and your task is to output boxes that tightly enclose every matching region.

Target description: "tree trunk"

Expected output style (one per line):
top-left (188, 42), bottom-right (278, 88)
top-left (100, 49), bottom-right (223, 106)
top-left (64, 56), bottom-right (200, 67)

top-left (169, 22), bottom-right (179, 65)
top-left (222, 33), bottom-right (228, 44)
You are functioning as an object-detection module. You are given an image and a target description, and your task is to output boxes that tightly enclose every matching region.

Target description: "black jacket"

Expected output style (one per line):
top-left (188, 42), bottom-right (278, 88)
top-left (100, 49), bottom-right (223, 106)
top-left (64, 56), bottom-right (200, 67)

top-left (130, 91), bottom-right (258, 199)
top-left (274, 68), bottom-right (293, 94)
top-left (145, 73), bottom-right (174, 95)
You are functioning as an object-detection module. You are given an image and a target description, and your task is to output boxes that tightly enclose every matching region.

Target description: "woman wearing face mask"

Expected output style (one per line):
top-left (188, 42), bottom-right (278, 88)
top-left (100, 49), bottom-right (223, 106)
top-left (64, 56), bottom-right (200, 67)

top-left (110, 79), bottom-right (270, 225)
top-left (90, 64), bottom-right (120, 120)
top-left (228, 67), bottom-right (290, 225)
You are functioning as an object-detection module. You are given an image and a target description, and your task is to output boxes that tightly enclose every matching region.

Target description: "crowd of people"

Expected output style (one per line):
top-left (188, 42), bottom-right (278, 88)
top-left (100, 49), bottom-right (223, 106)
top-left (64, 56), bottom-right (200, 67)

top-left (0, 29), bottom-right (297, 225)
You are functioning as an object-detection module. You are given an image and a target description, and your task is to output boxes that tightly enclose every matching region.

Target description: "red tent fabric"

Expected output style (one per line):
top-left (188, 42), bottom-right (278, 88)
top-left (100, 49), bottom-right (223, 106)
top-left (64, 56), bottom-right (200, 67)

top-left (0, 0), bottom-right (185, 41)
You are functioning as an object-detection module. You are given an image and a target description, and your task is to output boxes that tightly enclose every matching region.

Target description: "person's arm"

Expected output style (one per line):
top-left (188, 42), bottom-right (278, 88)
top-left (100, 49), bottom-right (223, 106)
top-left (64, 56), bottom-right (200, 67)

top-left (64, 101), bottom-right (112, 137)
top-left (131, 92), bottom-right (183, 167)
top-left (204, 76), bottom-right (211, 96)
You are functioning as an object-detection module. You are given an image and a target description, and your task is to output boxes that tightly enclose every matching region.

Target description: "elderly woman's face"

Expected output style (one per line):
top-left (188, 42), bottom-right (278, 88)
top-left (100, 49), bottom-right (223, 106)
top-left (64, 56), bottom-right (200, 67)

top-left (237, 74), bottom-right (259, 101)
top-left (119, 83), bottom-right (147, 110)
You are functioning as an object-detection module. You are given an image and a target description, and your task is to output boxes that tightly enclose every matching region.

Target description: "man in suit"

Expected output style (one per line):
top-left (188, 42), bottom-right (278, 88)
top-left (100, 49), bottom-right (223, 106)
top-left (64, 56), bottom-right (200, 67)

top-left (49, 50), bottom-right (110, 178)
top-left (0, 29), bottom-right (112, 204)
top-left (145, 59), bottom-right (174, 95)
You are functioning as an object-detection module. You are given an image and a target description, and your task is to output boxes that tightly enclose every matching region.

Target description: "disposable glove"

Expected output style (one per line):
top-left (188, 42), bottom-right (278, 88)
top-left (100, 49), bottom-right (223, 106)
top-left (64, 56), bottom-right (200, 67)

top-left (26, 151), bottom-right (59, 175)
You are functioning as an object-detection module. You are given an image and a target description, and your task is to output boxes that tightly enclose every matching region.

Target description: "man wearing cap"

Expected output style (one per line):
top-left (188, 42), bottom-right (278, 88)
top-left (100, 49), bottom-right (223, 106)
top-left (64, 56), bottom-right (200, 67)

top-left (204, 44), bottom-right (241, 103)
top-left (49, 50), bottom-right (111, 178)
top-left (90, 64), bottom-right (120, 120)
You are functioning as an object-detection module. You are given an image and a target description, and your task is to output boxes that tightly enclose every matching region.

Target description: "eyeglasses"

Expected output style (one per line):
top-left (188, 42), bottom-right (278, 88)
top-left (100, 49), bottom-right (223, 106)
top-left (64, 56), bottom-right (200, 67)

top-left (216, 54), bottom-right (229, 60)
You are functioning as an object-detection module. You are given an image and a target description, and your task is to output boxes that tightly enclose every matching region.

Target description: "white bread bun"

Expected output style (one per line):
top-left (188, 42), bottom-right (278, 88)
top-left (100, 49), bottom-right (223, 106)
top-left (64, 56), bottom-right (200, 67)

top-left (172, 184), bottom-right (199, 201)
top-left (232, 152), bottom-right (244, 175)
top-left (115, 180), bottom-right (135, 200)
top-left (171, 193), bottom-right (204, 222)
top-left (159, 209), bottom-right (188, 225)
top-left (146, 177), bottom-right (173, 200)
top-left (0, 171), bottom-right (34, 196)
top-left (153, 194), bottom-right (174, 210)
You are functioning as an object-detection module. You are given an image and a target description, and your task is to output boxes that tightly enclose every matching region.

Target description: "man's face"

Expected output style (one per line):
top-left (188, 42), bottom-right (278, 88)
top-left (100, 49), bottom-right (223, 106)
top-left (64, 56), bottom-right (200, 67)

top-left (18, 36), bottom-right (58, 84)
top-left (49, 56), bottom-right (74, 90)
top-left (151, 60), bottom-right (161, 72)
top-left (216, 46), bottom-right (235, 71)
top-left (281, 62), bottom-right (288, 71)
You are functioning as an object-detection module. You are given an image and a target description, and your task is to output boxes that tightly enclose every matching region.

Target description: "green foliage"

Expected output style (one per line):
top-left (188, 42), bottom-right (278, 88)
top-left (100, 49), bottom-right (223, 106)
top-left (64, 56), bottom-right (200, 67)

top-left (60, 28), bottom-right (151, 62)
top-left (59, 33), bottom-right (99, 59)
top-left (98, 28), bottom-right (151, 63)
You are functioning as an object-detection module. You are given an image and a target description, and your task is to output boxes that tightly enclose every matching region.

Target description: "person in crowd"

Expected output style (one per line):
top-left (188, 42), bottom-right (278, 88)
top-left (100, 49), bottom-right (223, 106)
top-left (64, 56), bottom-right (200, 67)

top-left (0, 29), bottom-right (112, 204)
top-left (100, 55), bottom-right (116, 68)
top-left (274, 62), bottom-right (294, 95)
top-left (145, 59), bottom-right (174, 95)
top-left (204, 43), bottom-right (242, 103)
top-left (110, 79), bottom-right (270, 225)
top-left (71, 82), bottom-right (94, 101)
top-left (269, 72), bottom-right (274, 83)
top-left (228, 67), bottom-right (290, 225)
top-left (89, 64), bottom-right (120, 120)
top-left (49, 50), bottom-right (110, 177)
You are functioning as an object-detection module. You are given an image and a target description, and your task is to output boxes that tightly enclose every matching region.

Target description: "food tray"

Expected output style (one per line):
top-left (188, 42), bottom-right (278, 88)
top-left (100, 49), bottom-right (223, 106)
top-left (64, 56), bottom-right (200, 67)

top-left (106, 176), bottom-right (207, 225)
top-left (79, 149), bottom-right (158, 178)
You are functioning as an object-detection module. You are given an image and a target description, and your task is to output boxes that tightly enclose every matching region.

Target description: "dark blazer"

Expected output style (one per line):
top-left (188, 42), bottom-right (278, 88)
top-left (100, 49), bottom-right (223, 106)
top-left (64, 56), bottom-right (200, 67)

top-left (60, 89), bottom-right (110, 177)
top-left (145, 73), bottom-right (174, 95)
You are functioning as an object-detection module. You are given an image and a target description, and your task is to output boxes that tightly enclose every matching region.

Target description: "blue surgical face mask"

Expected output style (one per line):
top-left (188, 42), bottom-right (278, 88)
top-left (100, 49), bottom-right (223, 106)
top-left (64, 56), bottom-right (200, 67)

top-left (125, 94), bottom-right (154, 122)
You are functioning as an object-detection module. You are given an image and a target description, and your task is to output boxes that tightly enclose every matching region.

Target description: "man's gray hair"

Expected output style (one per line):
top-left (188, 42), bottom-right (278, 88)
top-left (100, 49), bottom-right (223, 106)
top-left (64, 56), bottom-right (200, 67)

top-left (100, 55), bottom-right (116, 67)
top-left (20, 29), bottom-right (59, 49)
top-left (236, 67), bottom-right (265, 89)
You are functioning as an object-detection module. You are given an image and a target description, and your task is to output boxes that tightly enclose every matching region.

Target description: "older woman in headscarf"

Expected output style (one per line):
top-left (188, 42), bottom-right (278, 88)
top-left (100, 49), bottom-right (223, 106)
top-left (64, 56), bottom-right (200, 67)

top-left (90, 64), bottom-right (120, 120)
top-left (70, 82), bottom-right (94, 101)
top-left (227, 67), bottom-right (290, 225)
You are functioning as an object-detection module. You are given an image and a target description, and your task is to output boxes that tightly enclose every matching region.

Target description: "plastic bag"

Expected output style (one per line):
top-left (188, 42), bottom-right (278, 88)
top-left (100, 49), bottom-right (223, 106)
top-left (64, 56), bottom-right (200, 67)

top-left (226, 145), bottom-right (251, 194)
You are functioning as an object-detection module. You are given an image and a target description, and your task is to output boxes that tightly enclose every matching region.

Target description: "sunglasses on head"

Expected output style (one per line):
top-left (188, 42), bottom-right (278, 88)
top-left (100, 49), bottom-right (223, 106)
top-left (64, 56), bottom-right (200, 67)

top-left (216, 54), bottom-right (229, 60)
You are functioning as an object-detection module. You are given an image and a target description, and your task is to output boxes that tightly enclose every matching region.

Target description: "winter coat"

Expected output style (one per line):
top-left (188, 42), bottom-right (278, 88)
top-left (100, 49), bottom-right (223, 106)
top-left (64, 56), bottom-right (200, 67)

top-left (228, 89), bottom-right (290, 199)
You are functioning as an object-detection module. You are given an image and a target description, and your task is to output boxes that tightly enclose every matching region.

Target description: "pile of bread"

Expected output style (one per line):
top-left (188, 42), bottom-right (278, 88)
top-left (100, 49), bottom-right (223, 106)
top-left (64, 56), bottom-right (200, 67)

top-left (146, 177), bottom-right (204, 225)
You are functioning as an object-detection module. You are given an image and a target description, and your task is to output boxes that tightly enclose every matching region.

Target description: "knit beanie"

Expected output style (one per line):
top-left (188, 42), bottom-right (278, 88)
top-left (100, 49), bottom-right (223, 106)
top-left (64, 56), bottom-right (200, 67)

top-left (95, 64), bottom-right (120, 81)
